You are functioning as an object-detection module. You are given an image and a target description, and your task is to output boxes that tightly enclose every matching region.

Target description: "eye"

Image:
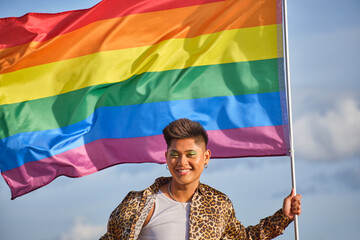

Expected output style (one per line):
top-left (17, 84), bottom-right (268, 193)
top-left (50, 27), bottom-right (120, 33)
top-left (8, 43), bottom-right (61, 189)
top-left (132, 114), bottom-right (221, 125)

top-left (187, 151), bottom-right (197, 157)
top-left (169, 151), bottom-right (179, 158)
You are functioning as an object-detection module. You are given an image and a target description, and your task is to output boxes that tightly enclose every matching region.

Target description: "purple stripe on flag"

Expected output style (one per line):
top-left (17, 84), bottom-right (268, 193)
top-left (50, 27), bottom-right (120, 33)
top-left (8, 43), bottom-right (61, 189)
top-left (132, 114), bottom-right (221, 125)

top-left (2, 125), bottom-right (287, 199)
top-left (208, 125), bottom-right (288, 158)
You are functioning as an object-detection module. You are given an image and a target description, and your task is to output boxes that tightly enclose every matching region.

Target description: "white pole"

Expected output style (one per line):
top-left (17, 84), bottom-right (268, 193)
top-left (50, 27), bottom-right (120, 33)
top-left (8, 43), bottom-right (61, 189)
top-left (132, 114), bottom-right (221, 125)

top-left (281, 0), bottom-right (300, 239)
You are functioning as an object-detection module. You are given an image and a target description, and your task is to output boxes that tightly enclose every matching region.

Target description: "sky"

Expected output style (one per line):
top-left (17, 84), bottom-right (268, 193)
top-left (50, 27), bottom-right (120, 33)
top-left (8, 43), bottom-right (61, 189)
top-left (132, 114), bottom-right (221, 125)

top-left (0, 0), bottom-right (359, 239)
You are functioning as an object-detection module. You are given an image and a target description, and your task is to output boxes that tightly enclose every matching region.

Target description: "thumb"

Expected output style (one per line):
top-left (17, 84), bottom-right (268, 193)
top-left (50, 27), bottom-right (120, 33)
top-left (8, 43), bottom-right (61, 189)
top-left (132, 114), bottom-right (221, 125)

top-left (283, 188), bottom-right (296, 219)
top-left (289, 188), bottom-right (296, 197)
top-left (285, 188), bottom-right (295, 202)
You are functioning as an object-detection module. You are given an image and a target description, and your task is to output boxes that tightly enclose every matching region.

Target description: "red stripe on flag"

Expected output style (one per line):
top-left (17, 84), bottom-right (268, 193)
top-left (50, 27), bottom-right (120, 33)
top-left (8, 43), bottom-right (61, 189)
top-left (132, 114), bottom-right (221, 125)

top-left (0, 0), bottom-right (223, 48)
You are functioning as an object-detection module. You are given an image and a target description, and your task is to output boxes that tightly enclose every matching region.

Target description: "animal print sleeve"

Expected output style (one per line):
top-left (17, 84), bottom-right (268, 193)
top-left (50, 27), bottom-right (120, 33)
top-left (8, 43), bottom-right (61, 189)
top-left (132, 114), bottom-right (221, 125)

top-left (223, 207), bottom-right (293, 239)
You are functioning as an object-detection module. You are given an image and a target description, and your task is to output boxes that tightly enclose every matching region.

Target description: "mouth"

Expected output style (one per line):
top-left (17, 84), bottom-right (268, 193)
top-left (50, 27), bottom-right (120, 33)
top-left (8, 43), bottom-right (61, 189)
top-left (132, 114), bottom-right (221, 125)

top-left (176, 169), bottom-right (191, 175)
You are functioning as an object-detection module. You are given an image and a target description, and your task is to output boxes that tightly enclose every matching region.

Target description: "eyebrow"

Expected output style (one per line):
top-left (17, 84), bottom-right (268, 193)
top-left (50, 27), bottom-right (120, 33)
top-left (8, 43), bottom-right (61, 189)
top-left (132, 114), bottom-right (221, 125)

top-left (170, 149), bottom-right (196, 152)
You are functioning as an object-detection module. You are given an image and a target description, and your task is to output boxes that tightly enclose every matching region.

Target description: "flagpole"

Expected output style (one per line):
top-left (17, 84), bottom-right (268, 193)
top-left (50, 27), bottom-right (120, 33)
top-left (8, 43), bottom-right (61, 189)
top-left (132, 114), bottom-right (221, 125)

top-left (281, 0), bottom-right (300, 239)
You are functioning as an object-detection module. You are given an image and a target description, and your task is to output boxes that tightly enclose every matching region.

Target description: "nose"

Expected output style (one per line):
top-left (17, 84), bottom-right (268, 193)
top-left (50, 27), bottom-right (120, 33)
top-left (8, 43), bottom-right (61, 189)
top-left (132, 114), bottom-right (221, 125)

top-left (177, 155), bottom-right (188, 166)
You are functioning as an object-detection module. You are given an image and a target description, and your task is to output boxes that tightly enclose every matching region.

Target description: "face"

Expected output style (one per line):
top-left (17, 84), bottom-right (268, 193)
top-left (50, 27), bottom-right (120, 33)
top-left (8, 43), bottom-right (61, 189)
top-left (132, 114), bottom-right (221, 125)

top-left (165, 138), bottom-right (211, 188)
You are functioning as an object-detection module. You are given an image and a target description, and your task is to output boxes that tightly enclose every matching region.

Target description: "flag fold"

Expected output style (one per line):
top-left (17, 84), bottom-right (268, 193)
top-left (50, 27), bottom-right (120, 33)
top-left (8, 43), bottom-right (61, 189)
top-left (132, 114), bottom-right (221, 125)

top-left (0, 0), bottom-right (289, 199)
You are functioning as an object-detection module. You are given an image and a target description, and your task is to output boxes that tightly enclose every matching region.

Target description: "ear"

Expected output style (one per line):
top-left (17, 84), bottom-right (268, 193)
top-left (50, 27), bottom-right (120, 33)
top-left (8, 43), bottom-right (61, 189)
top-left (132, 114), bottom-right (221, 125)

top-left (204, 149), bottom-right (211, 164)
top-left (165, 151), bottom-right (168, 160)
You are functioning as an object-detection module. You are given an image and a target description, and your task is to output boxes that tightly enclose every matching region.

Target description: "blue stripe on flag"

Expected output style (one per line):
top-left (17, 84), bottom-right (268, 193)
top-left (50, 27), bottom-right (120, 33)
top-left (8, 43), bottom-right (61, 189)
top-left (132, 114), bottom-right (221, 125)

top-left (0, 92), bottom-right (282, 171)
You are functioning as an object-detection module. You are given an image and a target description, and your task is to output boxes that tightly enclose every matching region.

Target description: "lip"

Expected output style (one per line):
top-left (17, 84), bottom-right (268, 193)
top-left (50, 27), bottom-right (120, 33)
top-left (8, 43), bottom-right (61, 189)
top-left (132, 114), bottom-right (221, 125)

top-left (175, 169), bottom-right (192, 175)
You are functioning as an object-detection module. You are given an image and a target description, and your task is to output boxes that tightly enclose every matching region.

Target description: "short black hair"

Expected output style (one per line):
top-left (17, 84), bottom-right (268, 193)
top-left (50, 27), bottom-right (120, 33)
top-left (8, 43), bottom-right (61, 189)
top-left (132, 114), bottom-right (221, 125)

top-left (162, 118), bottom-right (208, 148)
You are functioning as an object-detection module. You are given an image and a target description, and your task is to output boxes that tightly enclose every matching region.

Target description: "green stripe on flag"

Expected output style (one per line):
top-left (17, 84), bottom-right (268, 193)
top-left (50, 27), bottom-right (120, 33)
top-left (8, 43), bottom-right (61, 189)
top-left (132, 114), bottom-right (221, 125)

top-left (0, 59), bottom-right (280, 139)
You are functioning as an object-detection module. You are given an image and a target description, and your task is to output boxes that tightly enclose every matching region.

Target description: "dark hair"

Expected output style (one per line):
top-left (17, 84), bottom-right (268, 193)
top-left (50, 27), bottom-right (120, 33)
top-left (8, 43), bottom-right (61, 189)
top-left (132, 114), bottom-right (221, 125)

top-left (162, 118), bottom-right (208, 148)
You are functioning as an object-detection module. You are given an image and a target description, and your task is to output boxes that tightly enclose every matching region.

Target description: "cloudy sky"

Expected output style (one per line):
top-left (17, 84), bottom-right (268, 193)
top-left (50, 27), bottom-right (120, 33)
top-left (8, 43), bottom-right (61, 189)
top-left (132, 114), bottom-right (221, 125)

top-left (0, 0), bottom-right (359, 239)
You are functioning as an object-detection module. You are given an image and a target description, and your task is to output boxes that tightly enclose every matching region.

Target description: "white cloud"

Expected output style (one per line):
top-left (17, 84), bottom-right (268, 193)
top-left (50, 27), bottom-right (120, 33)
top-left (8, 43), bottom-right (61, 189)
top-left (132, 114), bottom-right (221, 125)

top-left (61, 217), bottom-right (106, 240)
top-left (294, 98), bottom-right (360, 160)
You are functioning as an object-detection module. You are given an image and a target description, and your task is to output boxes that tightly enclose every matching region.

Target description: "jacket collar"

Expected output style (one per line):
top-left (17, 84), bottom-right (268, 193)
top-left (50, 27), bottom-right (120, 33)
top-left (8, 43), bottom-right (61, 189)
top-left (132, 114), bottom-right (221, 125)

top-left (143, 177), bottom-right (171, 196)
top-left (143, 176), bottom-right (206, 197)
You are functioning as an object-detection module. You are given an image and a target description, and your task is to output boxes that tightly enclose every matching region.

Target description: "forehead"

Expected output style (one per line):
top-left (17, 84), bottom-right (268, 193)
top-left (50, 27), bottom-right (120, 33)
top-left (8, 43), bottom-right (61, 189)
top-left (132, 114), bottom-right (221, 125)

top-left (168, 138), bottom-right (206, 151)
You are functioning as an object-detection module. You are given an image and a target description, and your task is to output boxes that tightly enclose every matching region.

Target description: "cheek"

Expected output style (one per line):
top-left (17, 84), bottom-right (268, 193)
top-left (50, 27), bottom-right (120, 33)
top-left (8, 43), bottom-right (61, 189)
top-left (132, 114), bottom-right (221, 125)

top-left (191, 157), bottom-right (206, 168)
top-left (166, 158), bottom-right (176, 166)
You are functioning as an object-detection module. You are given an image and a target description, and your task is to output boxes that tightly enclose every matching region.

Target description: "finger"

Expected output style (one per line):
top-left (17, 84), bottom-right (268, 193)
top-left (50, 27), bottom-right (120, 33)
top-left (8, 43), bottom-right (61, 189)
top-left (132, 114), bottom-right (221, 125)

top-left (291, 196), bottom-right (301, 202)
top-left (292, 210), bottom-right (301, 215)
top-left (291, 195), bottom-right (302, 203)
top-left (291, 199), bottom-right (301, 207)
top-left (292, 207), bottom-right (302, 214)
top-left (289, 188), bottom-right (296, 197)
top-left (291, 204), bottom-right (301, 210)
top-left (294, 194), bottom-right (302, 200)
top-left (291, 203), bottom-right (302, 213)
top-left (285, 189), bottom-right (295, 202)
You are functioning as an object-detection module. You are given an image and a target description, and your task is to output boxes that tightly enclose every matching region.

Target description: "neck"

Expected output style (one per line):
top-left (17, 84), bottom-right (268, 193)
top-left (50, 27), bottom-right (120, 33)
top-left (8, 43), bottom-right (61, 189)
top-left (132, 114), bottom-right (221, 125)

top-left (168, 179), bottom-right (199, 203)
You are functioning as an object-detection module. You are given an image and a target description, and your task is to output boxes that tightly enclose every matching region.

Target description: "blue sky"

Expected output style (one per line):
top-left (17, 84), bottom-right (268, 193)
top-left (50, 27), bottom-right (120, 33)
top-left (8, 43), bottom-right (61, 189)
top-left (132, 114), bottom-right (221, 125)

top-left (0, 0), bottom-right (359, 239)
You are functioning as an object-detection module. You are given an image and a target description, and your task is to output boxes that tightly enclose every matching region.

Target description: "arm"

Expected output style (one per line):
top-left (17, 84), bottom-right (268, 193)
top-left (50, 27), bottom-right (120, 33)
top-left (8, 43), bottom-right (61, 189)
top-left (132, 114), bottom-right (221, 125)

top-left (224, 208), bottom-right (293, 239)
top-left (100, 210), bottom-right (120, 240)
top-left (100, 191), bottom-right (141, 240)
top-left (223, 190), bottom-right (302, 240)
top-left (100, 193), bottom-right (132, 240)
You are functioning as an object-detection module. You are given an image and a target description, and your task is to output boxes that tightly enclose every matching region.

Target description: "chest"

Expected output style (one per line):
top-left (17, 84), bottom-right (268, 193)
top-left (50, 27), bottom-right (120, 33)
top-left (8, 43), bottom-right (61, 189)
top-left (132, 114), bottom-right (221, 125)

top-left (188, 196), bottom-right (228, 240)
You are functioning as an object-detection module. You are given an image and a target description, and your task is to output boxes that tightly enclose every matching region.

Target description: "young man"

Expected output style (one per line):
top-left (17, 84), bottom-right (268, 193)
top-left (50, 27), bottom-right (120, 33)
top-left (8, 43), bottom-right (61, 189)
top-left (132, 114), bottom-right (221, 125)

top-left (101, 118), bottom-right (302, 240)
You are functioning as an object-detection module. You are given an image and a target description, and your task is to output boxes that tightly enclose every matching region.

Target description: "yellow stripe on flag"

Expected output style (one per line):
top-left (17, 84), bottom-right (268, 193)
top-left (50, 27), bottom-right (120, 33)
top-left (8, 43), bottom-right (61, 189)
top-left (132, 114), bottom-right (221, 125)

top-left (0, 25), bottom-right (280, 105)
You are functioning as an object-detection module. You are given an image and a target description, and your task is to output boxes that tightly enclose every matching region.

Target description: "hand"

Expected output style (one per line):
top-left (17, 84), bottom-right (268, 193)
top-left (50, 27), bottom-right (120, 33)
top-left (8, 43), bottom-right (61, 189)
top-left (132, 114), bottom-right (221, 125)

top-left (282, 188), bottom-right (302, 220)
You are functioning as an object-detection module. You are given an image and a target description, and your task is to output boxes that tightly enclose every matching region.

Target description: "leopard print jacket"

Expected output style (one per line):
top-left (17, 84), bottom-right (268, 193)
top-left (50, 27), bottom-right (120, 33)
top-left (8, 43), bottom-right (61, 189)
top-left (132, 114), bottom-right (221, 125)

top-left (100, 177), bottom-right (292, 240)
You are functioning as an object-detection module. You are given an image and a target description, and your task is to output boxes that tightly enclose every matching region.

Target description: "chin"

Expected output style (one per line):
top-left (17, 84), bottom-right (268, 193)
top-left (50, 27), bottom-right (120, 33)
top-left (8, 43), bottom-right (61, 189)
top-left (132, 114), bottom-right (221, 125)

top-left (172, 173), bottom-right (201, 186)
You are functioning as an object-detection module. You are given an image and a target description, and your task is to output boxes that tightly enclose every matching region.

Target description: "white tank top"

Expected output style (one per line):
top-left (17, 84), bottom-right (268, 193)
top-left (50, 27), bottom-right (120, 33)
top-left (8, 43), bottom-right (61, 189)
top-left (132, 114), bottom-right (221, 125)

top-left (138, 190), bottom-right (191, 240)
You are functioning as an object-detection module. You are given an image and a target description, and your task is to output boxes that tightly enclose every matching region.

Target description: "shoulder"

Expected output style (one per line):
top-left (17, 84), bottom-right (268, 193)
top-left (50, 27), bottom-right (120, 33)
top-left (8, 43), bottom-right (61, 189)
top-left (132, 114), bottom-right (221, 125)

top-left (122, 190), bottom-right (144, 204)
top-left (198, 183), bottom-right (233, 207)
top-left (116, 176), bottom-right (170, 205)
top-left (110, 190), bottom-right (144, 218)
top-left (199, 182), bottom-right (230, 199)
top-left (111, 177), bottom-right (170, 216)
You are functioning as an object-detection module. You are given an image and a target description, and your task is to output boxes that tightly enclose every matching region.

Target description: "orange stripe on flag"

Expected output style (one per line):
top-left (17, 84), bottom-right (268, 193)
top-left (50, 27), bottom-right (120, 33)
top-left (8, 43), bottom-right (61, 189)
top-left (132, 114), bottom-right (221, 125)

top-left (0, 0), bottom-right (276, 73)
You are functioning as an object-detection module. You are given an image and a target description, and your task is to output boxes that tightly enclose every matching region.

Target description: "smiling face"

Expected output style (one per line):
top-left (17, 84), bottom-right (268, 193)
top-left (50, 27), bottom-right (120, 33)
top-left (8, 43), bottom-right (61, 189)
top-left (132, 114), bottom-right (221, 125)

top-left (165, 138), bottom-right (211, 189)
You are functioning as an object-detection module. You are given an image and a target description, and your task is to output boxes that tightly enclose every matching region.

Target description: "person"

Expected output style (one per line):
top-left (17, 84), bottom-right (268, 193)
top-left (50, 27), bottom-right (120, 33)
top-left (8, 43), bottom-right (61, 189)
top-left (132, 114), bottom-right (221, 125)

top-left (100, 118), bottom-right (302, 240)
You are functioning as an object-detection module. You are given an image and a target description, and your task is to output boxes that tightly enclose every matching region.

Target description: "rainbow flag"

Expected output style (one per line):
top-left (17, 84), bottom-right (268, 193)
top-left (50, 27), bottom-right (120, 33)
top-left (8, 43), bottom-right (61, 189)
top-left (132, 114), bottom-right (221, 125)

top-left (0, 0), bottom-right (289, 199)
